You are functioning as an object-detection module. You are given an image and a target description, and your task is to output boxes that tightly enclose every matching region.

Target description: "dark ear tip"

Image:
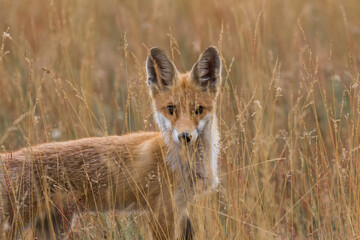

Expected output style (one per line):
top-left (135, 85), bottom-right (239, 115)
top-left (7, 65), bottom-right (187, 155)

top-left (149, 47), bottom-right (165, 58)
top-left (203, 46), bottom-right (220, 56)
top-left (202, 46), bottom-right (221, 65)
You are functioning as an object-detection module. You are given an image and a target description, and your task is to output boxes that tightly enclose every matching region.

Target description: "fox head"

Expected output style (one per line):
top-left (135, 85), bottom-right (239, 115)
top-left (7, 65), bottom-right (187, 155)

top-left (146, 46), bottom-right (221, 147)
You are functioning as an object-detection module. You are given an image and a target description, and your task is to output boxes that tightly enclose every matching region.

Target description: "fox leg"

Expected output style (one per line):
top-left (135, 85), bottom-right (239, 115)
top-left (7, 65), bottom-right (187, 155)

top-left (180, 213), bottom-right (193, 240)
top-left (147, 200), bottom-right (194, 240)
top-left (147, 209), bottom-right (193, 240)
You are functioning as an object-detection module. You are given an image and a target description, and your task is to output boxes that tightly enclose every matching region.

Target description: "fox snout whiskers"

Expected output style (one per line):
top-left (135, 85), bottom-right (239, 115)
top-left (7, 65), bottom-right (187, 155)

top-left (178, 132), bottom-right (192, 144)
top-left (173, 128), bottom-right (198, 145)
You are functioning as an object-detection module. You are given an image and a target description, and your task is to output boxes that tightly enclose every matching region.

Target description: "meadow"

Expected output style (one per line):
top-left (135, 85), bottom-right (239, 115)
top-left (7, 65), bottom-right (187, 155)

top-left (1, 0), bottom-right (360, 239)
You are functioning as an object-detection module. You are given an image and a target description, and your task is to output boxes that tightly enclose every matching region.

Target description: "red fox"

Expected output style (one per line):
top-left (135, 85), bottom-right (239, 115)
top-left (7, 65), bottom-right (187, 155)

top-left (0, 46), bottom-right (221, 239)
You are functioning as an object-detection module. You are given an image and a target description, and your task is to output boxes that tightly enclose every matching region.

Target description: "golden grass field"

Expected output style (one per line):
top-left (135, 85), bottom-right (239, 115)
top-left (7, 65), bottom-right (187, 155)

top-left (1, 0), bottom-right (360, 239)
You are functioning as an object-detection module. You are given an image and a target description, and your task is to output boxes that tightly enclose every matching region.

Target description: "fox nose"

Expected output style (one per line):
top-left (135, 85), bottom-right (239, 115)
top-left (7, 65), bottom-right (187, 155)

top-left (178, 132), bottom-right (192, 144)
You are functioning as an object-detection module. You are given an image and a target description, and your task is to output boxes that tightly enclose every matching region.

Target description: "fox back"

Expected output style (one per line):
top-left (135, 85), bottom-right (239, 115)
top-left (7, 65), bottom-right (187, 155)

top-left (0, 46), bottom-right (222, 240)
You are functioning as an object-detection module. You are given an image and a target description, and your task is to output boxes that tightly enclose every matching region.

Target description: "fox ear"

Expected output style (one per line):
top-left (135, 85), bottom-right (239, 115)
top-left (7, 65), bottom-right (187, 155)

top-left (146, 47), bottom-right (176, 91)
top-left (191, 46), bottom-right (222, 92)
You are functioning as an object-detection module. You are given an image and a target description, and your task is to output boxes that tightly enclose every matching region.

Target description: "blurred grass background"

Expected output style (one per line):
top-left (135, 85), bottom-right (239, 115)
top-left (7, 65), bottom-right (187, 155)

top-left (0, 0), bottom-right (360, 238)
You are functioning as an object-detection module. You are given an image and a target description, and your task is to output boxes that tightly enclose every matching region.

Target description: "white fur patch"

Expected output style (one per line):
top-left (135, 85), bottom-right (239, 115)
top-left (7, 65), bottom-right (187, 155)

top-left (198, 114), bottom-right (211, 131)
top-left (210, 116), bottom-right (220, 188)
top-left (173, 128), bottom-right (180, 144)
top-left (197, 113), bottom-right (220, 189)
top-left (154, 111), bottom-right (172, 131)
top-left (191, 129), bottom-right (198, 142)
top-left (154, 111), bottom-right (172, 144)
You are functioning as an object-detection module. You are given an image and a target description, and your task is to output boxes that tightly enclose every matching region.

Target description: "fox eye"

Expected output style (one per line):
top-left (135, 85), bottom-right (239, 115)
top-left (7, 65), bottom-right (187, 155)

top-left (167, 105), bottom-right (175, 115)
top-left (195, 105), bottom-right (204, 115)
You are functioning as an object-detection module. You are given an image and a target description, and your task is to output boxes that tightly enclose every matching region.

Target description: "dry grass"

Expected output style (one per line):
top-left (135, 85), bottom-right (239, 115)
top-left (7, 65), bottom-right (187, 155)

top-left (1, 0), bottom-right (360, 239)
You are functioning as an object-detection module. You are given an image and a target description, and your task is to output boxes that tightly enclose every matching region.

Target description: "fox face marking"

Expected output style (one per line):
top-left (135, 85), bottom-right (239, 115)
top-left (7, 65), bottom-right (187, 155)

top-left (146, 47), bottom-right (221, 148)
top-left (146, 46), bottom-right (222, 192)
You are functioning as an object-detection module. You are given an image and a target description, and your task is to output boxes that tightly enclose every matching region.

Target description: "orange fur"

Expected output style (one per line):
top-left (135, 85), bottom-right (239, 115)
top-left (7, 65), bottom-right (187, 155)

top-left (0, 46), bottom-right (222, 239)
